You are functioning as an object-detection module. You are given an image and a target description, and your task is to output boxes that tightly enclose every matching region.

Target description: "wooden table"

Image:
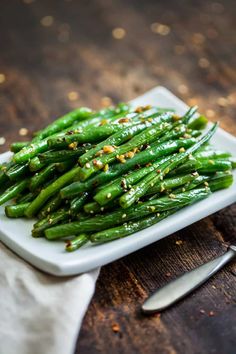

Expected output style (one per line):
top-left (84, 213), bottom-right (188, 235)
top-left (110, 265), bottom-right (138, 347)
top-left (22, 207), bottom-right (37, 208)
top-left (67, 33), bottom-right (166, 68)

top-left (0, 1), bottom-right (235, 353)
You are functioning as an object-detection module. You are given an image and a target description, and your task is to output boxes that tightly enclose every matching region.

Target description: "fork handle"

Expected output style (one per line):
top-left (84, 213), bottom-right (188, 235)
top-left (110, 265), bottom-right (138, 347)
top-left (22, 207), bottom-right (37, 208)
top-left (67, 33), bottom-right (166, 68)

top-left (142, 247), bottom-right (236, 314)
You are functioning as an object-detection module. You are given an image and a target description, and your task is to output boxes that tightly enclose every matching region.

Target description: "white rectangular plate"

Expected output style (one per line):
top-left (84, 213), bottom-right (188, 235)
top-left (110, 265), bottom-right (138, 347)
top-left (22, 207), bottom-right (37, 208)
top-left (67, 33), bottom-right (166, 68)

top-left (0, 86), bottom-right (236, 276)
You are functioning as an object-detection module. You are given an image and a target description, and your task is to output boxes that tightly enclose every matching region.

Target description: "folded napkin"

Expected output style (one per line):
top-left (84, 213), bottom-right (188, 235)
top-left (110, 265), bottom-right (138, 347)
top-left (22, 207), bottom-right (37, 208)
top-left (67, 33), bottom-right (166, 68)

top-left (0, 242), bottom-right (100, 354)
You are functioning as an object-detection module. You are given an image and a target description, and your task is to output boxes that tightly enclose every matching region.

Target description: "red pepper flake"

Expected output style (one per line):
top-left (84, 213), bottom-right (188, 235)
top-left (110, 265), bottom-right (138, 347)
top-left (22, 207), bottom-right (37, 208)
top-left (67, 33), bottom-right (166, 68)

top-left (156, 169), bottom-right (161, 173)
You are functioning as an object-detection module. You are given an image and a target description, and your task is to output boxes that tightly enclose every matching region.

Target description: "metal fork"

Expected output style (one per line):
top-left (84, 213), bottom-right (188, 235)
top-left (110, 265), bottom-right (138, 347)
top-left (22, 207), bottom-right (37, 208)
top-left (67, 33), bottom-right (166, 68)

top-left (142, 245), bottom-right (236, 314)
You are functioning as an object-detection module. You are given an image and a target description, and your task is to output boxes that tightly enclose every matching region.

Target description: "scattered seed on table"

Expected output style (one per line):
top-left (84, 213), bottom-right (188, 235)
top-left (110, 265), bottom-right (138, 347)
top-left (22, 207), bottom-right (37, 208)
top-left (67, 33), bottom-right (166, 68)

top-left (19, 128), bottom-right (29, 136)
top-left (40, 15), bottom-right (54, 27)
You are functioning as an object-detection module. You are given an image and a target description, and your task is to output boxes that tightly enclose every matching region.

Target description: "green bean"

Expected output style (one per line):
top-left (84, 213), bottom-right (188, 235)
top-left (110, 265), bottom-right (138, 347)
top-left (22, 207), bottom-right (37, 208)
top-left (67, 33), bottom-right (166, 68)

top-left (188, 115), bottom-right (208, 130)
top-left (55, 159), bottom-right (77, 173)
top-left (25, 166), bottom-right (80, 217)
top-left (30, 164), bottom-right (57, 191)
top-left (119, 123), bottom-right (218, 208)
top-left (38, 193), bottom-right (63, 219)
top-left (94, 155), bottom-right (174, 206)
top-left (10, 141), bottom-right (29, 153)
top-left (16, 191), bottom-right (38, 204)
top-left (14, 107), bottom-right (128, 163)
top-left (5, 202), bottom-right (30, 218)
top-left (181, 106), bottom-right (198, 124)
top-left (79, 113), bottom-right (177, 180)
top-left (208, 173), bottom-right (233, 192)
top-left (61, 138), bottom-right (196, 198)
top-left (0, 179), bottom-right (30, 206)
top-left (194, 150), bottom-right (231, 159)
top-left (78, 109), bottom-right (175, 166)
top-left (47, 120), bottom-right (132, 149)
top-left (90, 210), bottom-right (177, 243)
top-left (45, 188), bottom-right (210, 239)
top-left (32, 107), bottom-right (93, 141)
top-left (172, 158), bottom-right (232, 175)
top-left (65, 234), bottom-right (89, 252)
top-left (70, 192), bottom-right (89, 214)
top-left (29, 157), bottom-right (46, 172)
top-left (146, 173), bottom-right (199, 196)
top-left (6, 163), bottom-right (29, 181)
top-left (38, 148), bottom-right (87, 164)
top-left (83, 199), bottom-right (119, 214)
top-left (32, 209), bottom-right (70, 237)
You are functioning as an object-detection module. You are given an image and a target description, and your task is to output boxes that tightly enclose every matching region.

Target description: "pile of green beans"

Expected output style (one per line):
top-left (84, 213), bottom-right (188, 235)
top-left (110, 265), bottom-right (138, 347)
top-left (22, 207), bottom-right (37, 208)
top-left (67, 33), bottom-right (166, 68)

top-left (0, 102), bottom-right (234, 252)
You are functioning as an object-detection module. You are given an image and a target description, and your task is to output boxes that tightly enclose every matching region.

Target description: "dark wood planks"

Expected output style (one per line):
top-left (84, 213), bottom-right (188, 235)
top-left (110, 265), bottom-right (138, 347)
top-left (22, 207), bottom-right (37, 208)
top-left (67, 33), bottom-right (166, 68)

top-left (0, 1), bottom-right (235, 354)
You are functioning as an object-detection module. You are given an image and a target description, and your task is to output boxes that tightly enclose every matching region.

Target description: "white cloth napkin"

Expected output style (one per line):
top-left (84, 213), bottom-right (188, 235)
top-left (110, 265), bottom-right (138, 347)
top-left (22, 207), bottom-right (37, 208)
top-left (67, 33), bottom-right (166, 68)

top-left (0, 242), bottom-right (100, 354)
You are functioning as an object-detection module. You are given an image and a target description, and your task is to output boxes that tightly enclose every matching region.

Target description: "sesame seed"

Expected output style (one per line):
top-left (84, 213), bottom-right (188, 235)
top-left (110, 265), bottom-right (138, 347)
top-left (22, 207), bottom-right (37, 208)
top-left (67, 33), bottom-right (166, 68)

top-left (0, 73), bottom-right (6, 84)
top-left (204, 181), bottom-right (209, 186)
top-left (19, 128), bottom-right (29, 136)
top-left (156, 213), bottom-right (160, 217)
top-left (122, 214), bottom-right (127, 218)
top-left (85, 162), bottom-right (91, 168)
top-left (192, 33), bottom-right (205, 45)
top-left (174, 45), bottom-right (185, 55)
top-left (178, 84), bottom-right (189, 95)
top-left (67, 91), bottom-right (79, 101)
top-left (217, 97), bottom-right (228, 107)
top-left (179, 147), bottom-right (185, 153)
top-left (169, 193), bottom-right (176, 199)
top-left (151, 22), bottom-right (170, 35)
top-left (100, 207), bottom-right (104, 212)
top-left (198, 57), bottom-right (210, 68)
top-left (175, 240), bottom-right (183, 245)
top-left (0, 137), bottom-right (6, 145)
top-left (150, 206), bottom-right (155, 212)
top-left (206, 109), bottom-right (215, 118)
top-left (90, 210), bottom-right (94, 214)
top-left (68, 142), bottom-right (78, 150)
top-left (40, 15), bottom-right (54, 27)
top-left (112, 27), bottom-right (126, 39)
top-left (106, 193), bottom-right (112, 199)
top-left (101, 96), bottom-right (112, 107)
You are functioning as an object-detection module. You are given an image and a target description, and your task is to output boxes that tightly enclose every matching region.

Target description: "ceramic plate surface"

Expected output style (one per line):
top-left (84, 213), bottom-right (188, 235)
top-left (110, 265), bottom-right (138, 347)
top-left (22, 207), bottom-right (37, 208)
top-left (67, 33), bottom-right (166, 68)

top-left (0, 86), bottom-right (236, 276)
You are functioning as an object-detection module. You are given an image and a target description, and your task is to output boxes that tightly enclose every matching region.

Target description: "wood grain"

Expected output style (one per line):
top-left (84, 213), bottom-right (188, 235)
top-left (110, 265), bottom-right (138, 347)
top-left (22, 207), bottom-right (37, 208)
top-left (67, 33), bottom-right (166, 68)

top-left (0, 1), bottom-right (235, 353)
